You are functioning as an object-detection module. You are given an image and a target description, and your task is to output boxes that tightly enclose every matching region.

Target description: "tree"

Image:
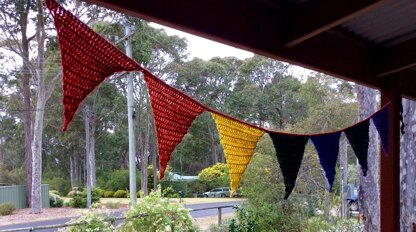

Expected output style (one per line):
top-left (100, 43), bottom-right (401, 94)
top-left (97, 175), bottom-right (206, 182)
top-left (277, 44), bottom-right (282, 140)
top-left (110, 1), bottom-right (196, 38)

top-left (356, 85), bottom-right (379, 231)
top-left (400, 99), bottom-right (416, 231)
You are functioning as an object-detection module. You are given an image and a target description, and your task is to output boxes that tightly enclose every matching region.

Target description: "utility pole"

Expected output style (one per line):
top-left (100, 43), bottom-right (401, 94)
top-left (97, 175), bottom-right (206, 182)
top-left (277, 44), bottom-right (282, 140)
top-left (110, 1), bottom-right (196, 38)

top-left (124, 20), bottom-right (137, 208)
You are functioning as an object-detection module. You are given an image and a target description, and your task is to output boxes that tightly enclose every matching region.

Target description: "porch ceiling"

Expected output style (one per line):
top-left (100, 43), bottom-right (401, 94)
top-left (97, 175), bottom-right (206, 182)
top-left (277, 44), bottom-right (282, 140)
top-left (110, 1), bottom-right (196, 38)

top-left (83, 0), bottom-right (416, 99)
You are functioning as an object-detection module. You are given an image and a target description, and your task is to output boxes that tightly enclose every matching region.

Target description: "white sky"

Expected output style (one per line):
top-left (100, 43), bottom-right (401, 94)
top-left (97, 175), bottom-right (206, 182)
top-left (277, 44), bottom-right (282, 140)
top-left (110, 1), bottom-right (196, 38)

top-left (150, 23), bottom-right (312, 80)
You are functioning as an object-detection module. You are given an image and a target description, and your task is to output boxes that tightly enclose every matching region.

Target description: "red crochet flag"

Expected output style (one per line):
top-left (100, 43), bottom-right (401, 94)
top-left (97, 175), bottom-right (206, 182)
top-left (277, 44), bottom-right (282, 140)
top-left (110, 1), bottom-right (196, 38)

top-left (46, 0), bottom-right (142, 131)
top-left (143, 72), bottom-right (206, 179)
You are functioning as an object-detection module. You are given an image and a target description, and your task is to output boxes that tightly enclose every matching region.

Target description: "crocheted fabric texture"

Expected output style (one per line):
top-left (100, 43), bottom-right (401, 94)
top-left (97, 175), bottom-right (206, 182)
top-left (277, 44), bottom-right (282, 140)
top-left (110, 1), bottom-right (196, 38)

top-left (372, 105), bottom-right (389, 155)
top-left (311, 132), bottom-right (341, 191)
top-left (344, 119), bottom-right (370, 176)
top-left (144, 73), bottom-right (206, 179)
top-left (268, 132), bottom-right (309, 199)
top-left (211, 113), bottom-right (264, 196)
top-left (46, 0), bottom-right (142, 131)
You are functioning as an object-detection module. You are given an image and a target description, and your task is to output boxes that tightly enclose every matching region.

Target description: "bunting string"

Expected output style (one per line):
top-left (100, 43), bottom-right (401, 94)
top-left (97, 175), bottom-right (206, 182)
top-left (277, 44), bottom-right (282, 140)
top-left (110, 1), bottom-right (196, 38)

top-left (46, 0), bottom-right (396, 198)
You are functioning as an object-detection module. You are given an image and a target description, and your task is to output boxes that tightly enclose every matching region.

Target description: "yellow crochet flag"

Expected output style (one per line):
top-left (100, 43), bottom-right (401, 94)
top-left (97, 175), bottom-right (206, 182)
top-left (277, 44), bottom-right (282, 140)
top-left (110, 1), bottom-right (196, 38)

top-left (211, 112), bottom-right (264, 196)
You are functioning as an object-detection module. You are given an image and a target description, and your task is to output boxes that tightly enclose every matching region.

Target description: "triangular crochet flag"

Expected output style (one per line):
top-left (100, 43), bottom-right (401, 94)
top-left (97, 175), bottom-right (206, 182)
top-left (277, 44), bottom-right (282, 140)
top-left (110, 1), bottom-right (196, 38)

top-left (46, 0), bottom-right (142, 131)
top-left (372, 105), bottom-right (389, 155)
top-left (211, 112), bottom-right (264, 196)
top-left (311, 132), bottom-right (341, 191)
top-left (144, 73), bottom-right (206, 179)
top-left (268, 132), bottom-right (309, 199)
top-left (344, 119), bottom-right (370, 176)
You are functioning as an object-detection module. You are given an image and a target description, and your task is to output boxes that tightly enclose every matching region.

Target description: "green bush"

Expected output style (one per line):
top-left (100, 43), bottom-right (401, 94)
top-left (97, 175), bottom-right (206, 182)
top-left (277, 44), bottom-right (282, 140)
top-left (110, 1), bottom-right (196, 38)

top-left (68, 188), bottom-right (101, 208)
top-left (198, 163), bottom-right (229, 191)
top-left (43, 177), bottom-right (71, 196)
top-left (122, 186), bottom-right (198, 232)
top-left (113, 190), bottom-right (128, 198)
top-left (0, 202), bottom-right (15, 216)
top-left (103, 191), bottom-right (115, 198)
top-left (66, 211), bottom-right (114, 232)
top-left (0, 165), bottom-right (24, 185)
top-left (50, 194), bottom-right (64, 208)
top-left (49, 190), bottom-right (61, 196)
top-left (67, 187), bottom-right (81, 197)
top-left (95, 188), bottom-right (105, 197)
top-left (102, 169), bottom-right (140, 191)
top-left (162, 186), bottom-right (179, 198)
top-left (238, 153), bottom-right (304, 231)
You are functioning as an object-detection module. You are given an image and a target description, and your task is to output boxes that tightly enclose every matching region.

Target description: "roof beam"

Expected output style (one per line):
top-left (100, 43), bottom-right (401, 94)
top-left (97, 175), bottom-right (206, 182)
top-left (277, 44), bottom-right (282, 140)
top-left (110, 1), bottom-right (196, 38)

top-left (376, 37), bottom-right (416, 77)
top-left (285, 0), bottom-right (387, 47)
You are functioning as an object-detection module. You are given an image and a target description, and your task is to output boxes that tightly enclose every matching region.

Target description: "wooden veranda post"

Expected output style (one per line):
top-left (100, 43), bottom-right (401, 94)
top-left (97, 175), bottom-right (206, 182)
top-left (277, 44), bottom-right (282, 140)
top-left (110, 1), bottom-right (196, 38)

top-left (380, 81), bottom-right (401, 232)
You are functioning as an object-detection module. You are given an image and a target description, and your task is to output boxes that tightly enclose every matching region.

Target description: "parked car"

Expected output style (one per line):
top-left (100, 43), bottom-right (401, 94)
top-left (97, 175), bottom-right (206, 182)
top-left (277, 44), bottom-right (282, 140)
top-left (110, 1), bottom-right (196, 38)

top-left (203, 187), bottom-right (233, 198)
top-left (345, 184), bottom-right (359, 216)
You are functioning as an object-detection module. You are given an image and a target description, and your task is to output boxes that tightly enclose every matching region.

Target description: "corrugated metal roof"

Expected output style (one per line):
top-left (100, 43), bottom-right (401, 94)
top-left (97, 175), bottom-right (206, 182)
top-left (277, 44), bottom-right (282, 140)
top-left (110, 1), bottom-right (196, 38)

top-left (341, 0), bottom-right (416, 46)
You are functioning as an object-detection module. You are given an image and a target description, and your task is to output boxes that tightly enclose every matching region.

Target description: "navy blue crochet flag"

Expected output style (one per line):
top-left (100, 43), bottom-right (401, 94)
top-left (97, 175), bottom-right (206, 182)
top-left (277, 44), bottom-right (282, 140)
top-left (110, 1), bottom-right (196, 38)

top-left (311, 132), bottom-right (341, 191)
top-left (372, 106), bottom-right (389, 155)
top-left (268, 132), bottom-right (309, 199)
top-left (344, 119), bottom-right (370, 176)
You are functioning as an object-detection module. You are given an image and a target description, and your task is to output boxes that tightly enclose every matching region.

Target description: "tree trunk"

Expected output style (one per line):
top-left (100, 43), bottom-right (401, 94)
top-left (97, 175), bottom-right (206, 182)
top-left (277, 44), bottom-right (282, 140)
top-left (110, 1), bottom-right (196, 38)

top-left (84, 106), bottom-right (92, 208)
top-left (30, 0), bottom-right (46, 214)
top-left (89, 107), bottom-right (97, 187)
top-left (356, 85), bottom-right (379, 231)
top-left (400, 99), bottom-right (416, 232)
top-left (140, 114), bottom-right (150, 195)
top-left (339, 138), bottom-right (348, 218)
top-left (208, 124), bottom-right (218, 164)
top-left (70, 149), bottom-right (75, 189)
top-left (17, 0), bottom-right (33, 208)
top-left (150, 129), bottom-right (158, 190)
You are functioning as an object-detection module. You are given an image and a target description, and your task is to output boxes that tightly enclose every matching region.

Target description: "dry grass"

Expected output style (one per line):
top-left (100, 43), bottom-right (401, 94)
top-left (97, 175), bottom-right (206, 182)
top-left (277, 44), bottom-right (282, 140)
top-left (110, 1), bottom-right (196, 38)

top-left (192, 213), bottom-right (234, 231)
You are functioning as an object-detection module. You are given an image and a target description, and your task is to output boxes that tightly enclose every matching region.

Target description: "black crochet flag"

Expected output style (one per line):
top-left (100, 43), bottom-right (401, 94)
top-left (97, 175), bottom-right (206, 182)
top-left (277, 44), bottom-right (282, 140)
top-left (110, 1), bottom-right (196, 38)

top-left (344, 119), bottom-right (370, 176)
top-left (311, 132), bottom-right (341, 191)
top-left (372, 106), bottom-right (389, 155)
top-left (268, 132), bottom-right (309, 199)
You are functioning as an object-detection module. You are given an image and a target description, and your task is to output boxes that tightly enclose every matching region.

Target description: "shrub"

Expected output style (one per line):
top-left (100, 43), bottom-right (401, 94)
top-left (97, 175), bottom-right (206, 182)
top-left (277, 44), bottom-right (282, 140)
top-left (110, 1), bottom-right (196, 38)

top-left (67, 187), bottom-right (81, 197)
top-left (49, 194), bottom-right (64, 208)
top-left (68, 188), bottom-right (101, 208)
top-left (198, 163), bottom-right (229, 190)
top-left (43, 177), bottom-right (71, 196)
top-left (162, 186), bottom-right (179, 198)
top-left (103, 169), bottom-right (140, 191)
top-left (122, 186), bottom-right (198, 232)
top-left (65, 211), bottom-right (114, 232)
top-left (0, 165), bottom-right (24, 185)
top-left (103, 191), bottom-right (115, 198)
top-left (0, 202), bottom-right (15, 216)
top-left (49, 190), bottom-right (61, 196)
top-left (96, 188), bottom-right (105, 198)
top-left (114, 190), bottom-right (128, 198)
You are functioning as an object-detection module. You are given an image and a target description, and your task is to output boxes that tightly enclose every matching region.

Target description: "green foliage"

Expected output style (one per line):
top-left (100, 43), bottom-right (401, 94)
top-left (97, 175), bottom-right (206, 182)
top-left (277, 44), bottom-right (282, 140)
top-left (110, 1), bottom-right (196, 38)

top-left (113, 190), bottom-right (128, 198)
top-left (43, 177), bottom-right (71, 196)
top-left (65, 211), bottom-right (114, 232)
top-left (49, 194), bottom-right (64, 208)
top-left (101, 169), bottom-right (140, 192)
top-left (67, 187), bottom-right (81, 197)
top-left (239, 153), bottom-right (304, 231)
top-left (103, 191), bottom-right (115, 198)
top-left (305, 217), bottom-right (364, 232)
top-left (198, 163), bottom-right (229, 190)
top-left (162, 186), bottom-right (179, 198)
top-left (226, 206), bottom-right (255, 232)
top-left (68, 188), bottom-right (101, 208)
top-left (0, 202), bottom-right (15, 216)
top-left (122, 186), bottom-right (198, 232)
top-left (49, 190), bottom-right (61, 196)
top-left (0, 165), bottom-right (24, 185)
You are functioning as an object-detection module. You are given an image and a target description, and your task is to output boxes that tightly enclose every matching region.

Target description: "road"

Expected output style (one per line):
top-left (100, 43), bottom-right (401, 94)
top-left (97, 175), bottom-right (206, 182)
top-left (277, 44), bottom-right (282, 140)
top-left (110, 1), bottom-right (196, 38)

top-left (0, 200), bottom-right (242, 232)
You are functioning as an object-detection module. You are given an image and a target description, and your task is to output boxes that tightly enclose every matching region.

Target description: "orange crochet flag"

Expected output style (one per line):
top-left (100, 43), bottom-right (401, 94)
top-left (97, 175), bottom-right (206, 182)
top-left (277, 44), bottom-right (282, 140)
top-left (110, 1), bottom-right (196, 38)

top-left (144, 73), bottom-right (206, 179)
top-left (211, 112), bottom-right (264, 196)
top-left (46, 0), bottom-right (142, 131)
